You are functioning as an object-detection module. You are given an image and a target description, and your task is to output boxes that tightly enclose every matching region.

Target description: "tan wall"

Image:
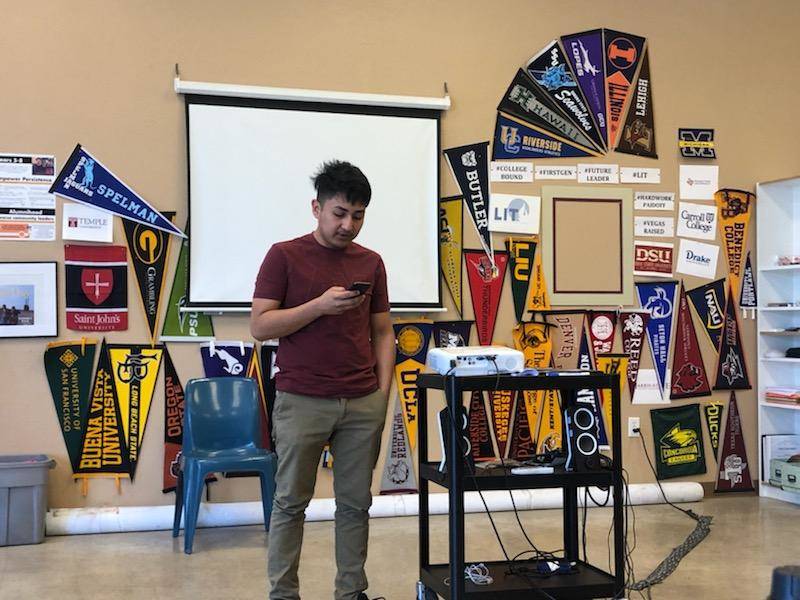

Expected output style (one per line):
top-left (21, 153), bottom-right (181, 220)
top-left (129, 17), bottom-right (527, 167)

top-left (1, 0), bottom-right (798, 509)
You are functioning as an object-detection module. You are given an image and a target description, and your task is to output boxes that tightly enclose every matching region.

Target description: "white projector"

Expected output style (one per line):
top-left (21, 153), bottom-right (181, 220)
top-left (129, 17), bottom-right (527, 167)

top-left (426, 345), bottom-right (525, 376)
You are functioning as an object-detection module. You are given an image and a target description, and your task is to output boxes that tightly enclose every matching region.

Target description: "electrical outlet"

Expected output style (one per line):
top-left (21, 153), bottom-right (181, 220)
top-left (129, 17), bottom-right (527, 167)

top-left (628, 417), bottom-right (641, 437)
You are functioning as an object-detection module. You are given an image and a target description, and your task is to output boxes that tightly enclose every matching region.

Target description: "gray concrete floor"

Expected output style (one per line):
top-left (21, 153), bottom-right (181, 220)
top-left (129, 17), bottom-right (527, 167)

top-left (0, 495), bottom-right (796, 599)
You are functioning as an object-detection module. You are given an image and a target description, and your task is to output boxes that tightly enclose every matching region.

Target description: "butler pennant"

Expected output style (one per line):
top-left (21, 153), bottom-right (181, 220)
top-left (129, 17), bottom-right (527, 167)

top-left (588, 311), bottom-right (618, 357)
top-left (704, 402), bottom-right (723, 461)
top-left (468, 391), bottom-right (496, 462)
top-left (443, 143), bottom-right (493, 265)
top-left (65, 244), bottom-right (128, 331)
top-left (715, 392), bottom-right (754, 492)
top-left (393, 321), bottom-right (433, 450)
top-left (620, 311), bottom-right (649, 400)
top-left (50, 144), bottom-right (185, 237)
top-left (739, 251), bottom-right (757, 312)
top-left (650, 403), bottom-right (706, 480)
top-left (670, 283), bottom-right (711, 399)
top-left (492, 113), bottom-right (596, 160)
top-left (432, 320), bottom-right (473, 348)
top-left (44, 339), bottom-right (98, 473)
top-left (439, 196), bottom-right (464, 316)
top-left (686, 278), bottom-right (727, 353)
top-left (200, 341), bottom-right (254, 377)
top-left (616, 47), bottom-right (656, 158)
top-left (636, 281), bottom-right (678, 394)
top-left (577, 326), bottom-right (608, 446)
top-left (465, 250), bottom-right (508, 345)
top-left (714, 284), bottom-right (751, 390)
top-left (512, 321), bottom-right (552, 442)
top-left (123, 212), bottom-right (174, 346)
top-left (603, 29), bottom-right (646, 148)
top-left (506, 237), bottom-right (536, 323)
top-left (508, 391), bottom-right (536, 460)
top-left (489, 389), bottom-right (515, 458)
top-left (379, 395), bottom-right (417, 494)
top-left (715, 189), bottom-right (755, 296)
top-left (561, 29), bottom-right (608, 148)
top-left (595, 354), bottom-right (628, 444)
top-left (108, 344), bottom-right (163, 480)
top-left (527, 235), bottom-right (550, 311)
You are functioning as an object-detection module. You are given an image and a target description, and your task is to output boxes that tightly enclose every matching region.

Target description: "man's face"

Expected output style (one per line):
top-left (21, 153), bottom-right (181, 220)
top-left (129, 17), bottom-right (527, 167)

top-left (312, 193), bottom-right (366, 249)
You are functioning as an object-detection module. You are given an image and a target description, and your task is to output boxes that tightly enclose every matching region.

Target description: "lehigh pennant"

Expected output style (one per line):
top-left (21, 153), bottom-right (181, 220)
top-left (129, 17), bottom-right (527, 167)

top-left (713, 285), bottom-right (751, 390)
top-left (715, 189), bottom-right (755, 296)
top-left (615, 47), bottom-right (656, 158)
top-left (670, 283), bottom-right (711, 399)
top-left (439, 197), bottom-right (464, 316)
top-left (506, 237), bottom-right (536, 323)
top-left (620, 311), bottom-right (649, 400)
top-left (393, 321), bottom-right (433, 450)
top-left (379, 395), bottom-right (417, 494)
top-left (468, 391), bottom-right (496, 462)
top-left (715, 392), bottom-right (754, 492)
top-left (465, 250), bottom-right (508, 345)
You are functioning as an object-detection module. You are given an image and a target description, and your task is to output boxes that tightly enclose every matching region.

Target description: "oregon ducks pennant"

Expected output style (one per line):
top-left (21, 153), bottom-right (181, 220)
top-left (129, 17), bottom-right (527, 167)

top-left (465, 250), bottom-right (508, 345)
top-left (603, 29), bottom-right (646, 148)
top-left (636, 281), bottom-right (679, 394)
top-left (393, 321), bottom-right (433, 450)
top-left (715, 392), bottom-right (754, 492)
top-left (44, 339), bottom-right (98, 473)
top-left (544, 311), bottom-right (585, 369)
top-left (468, 391), bottom-right (496, 462)
top-left (506, 237), bottom-right (536, 323)
top-left (713, 285), bottom-right (751, 390)
top-left (595, 354), bottom-right (628, 445)
top-left (123, 211), bottom-right (174, 346)
top-left (670, 283), bottom-right (711, 399)
top-left (489, 389), bottom-right (515, 458)
top-left (527, 236), bottom-right (550, 312)
top-left (577, 327), bottom-right (609, 447)
top-left (588, 311), bottom-right (618, 357)
top-left (686, 278), bottom-right (727, 353)
top-left (108, 344), bottom-right (163, 480)
top-left (715, 189), bottom-right (754, 296)
top-left (513, 321), bottom-right (552, 442)
top-left (432, 320), bottom-right (473, 348)
top-left (200, 341), bottom-right (254, 377)
top-left (536, 389), bottom-right (563, 453)
top-left (439, 197), bottom-right (464, 316)
top-left (379, 395), bottom-right (417, 494)
top-left (704, 402), bottom-right (723, 462)
top-left (739, 251), bottom-right (757, 312)
top-left (650, 403), bottom-right (706, 480)
top-left (620, 311), bottom-right (649, 400)
top-left (492, 113), bottom-right (597, 160)
top-left (615, 47), bottom-right (656, 158)
top-left (508, 392), bottom-right (536, 460)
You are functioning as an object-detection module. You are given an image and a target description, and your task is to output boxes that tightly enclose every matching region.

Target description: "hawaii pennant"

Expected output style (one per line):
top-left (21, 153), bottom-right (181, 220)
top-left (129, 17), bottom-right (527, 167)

top-left (715, 392), bottom-right (754, 492)
top-left (432, 320), bottom-right (473, 348)
top-left (561, 29), bottom-right (609, 148)
top-left (65, 244), bottom-right (128, 331)
top-left (604, 29), bottom-right (646, 148)
top-left (715, 189), bottom-right (755, 296)
top-left (636, 281), bottom-right (679, 394)
top-left (576, 326), bottom-right (609, 446)
top-left (713, 285), bottom-right (751, 390)
top-left (465, 250), bottom-right (508, 345)
top-left (200, 341), bottom-right (254, 377)
top-left (704, 402), bottom-right (723, 462)
top-left (492, 113), bottom-right (596, 160)
top-left (615, 47), bottom-right (656, 158)
top-left (544, 311), bottom-right (585, 370)
top-left (394, 321), bottom-right (433, 450)
top-left (379, 395), bottom-right (417, 494)
top-left (650, 403), bottom-right (706, 480)
top-left (588, 311), bottom-right (618, 357)
top-left (595, 354), bottom-right (629, 445)
top-left (489, 389), bottom-right (515, 458)
top-left (620, 311), bottom-right (649, 401)
top-left (506, 237), bottom-right (537, 323)
top-left (686, 278), bottom-right (727, 353)
top-left (527, 235), bottom-right (550, 311)
top-left (439, 196), bottom-right (464, 316)
top-left (508, 392), bottom-right (536, 460)
top-left (670, 283), bottom-right (711, 399)
top-left (739, 251), bottom-right (757, 314)
top-left (468, 391), bottom-right (496, 462)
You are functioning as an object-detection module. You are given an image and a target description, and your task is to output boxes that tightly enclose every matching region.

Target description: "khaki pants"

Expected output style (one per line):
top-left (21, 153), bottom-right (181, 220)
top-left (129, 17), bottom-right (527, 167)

top-left (267, 389), bottom-right (388, 600)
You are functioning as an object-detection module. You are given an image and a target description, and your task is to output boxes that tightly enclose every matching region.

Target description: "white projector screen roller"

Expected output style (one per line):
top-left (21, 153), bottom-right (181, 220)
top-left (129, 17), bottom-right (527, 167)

top-left (186, 96), bottom-right (442, 310)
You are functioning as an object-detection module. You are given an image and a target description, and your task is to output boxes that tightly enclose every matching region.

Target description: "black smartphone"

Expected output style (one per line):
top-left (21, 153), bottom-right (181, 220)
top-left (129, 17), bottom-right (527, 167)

top-left (348, 281), bottom-right (372, 295)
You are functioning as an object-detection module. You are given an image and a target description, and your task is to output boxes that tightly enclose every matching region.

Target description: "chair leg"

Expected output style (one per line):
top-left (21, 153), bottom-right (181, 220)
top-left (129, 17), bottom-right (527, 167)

top-left (259, 463), bottom-right (276, 531)
top-left (172, 470), bottom-right (184, 538)
top-left (183, 461), bottom-right (205, 554)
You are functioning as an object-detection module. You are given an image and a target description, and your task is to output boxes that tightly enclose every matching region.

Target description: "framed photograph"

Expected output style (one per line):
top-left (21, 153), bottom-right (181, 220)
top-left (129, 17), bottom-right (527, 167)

top-left (0, 262), bottom-right (58, 338)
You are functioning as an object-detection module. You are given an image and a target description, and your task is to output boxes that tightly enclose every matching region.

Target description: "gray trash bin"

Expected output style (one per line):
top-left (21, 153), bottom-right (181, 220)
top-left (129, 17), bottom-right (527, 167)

top-left (0, 455), bottom-right (56, 546)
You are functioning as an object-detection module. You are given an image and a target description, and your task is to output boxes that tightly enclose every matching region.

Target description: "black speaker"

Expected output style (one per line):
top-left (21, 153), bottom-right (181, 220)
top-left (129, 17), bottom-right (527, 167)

top-left (564, 404), bottom-right (601, 471)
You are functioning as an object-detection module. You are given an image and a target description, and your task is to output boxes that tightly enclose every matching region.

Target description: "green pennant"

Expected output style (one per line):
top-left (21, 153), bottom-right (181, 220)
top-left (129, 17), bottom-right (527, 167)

top-left (505, 237), bottom-right (536, 323)
top-left (160, 233), bottom-right (214, 342)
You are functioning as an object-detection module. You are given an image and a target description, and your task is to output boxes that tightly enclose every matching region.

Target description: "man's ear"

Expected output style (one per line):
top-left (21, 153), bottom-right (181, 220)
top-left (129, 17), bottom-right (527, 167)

top-left (311, 198), bottom-right (321, 218)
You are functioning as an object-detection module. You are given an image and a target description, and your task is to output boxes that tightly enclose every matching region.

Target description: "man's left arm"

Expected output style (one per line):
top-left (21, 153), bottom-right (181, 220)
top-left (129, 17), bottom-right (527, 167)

top-left (370, 311), bottom-right (395, 396)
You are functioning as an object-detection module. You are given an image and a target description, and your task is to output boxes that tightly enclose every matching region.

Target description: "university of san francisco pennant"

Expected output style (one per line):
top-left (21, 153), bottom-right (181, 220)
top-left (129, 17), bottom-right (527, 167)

top-left (739, 251), bottom-right (757, 313)
top-left (439, 196), bottom-right (464, 316)
top-left (704, 402), bottom-right (723, 462)
top-left (432, 320), bottom-right (473, 348)
top-left (44, 339), bottom-right (98, 473)
top-left (588, 310), bottom-right (618, 357)
top-left (620, 311), bottom-right (649, 401)
top-left (715, 392), bottom-right (754, 492)
top-left (200, 341), bottom-right (254, 377)
top-left (603, 29), bottom-right (646, 148)
top-left (506, 237), bottom-right (536, 323)
top-left (465, 250), bottom-right (508, 345)
top-left (544, 311), bottom-right (585, 369)
top-left (65, 244), bottom-right (128, 331)
top-left (379, 395), bottom-right (417, 494)
top-left (713, 286), bottom-right (751, 390)
top-left (595, 354), bottom-right (628, 445)
top-left (670, 283), bottom-right (711, 399)
top-left (576, 327), bottom-right (609, 446)
top-left (489, 389), bottom-right (515, 458)
top-left (636, 281), bottom-right (679, 394)
top-left (508, 392), bottom-right (536, 460)
top-left (686, 278), bottom-right (727, 353)
top-left (650, 403), bottom-right (706, 480)
top-left (492, 113), bottom-right (596, 160)
top-left (615, 47), bottom-right (656, 158)
top-left (393, 321), bottom-right (433, 450)
top-left (468, 391), bottom-right (496, 462)
top-left (715, 189), bottom-right (755, 296)
top-left (527, 235), bottom-right (550, 311)
top-left (561, 29), bottom-right (608, 148)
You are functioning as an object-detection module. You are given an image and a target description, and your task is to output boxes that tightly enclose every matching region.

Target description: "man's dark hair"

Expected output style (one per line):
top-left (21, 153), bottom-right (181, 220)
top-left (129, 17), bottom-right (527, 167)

top-left (311, 160), bottom-right (371, 206)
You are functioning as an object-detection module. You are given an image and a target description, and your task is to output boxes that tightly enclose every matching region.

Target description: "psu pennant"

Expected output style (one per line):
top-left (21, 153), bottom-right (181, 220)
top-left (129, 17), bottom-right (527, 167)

top-left (715, 392), bottom-right (754, 492)
top-left (670, 283), bottom-right (711, 399)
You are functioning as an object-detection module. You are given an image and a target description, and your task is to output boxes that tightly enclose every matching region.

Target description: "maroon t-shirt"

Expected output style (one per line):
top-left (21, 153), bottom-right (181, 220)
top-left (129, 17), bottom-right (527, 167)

top-left (253, 233), bottom-right (390, 398)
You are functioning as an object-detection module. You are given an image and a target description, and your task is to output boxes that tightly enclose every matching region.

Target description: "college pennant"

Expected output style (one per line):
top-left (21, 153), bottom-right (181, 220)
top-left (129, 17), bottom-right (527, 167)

top-left (512, 321), bottom-right (552, 444)
top-left (393, 321), bottom-right (433, 450)
top-left (246, 350), bottom-right (272, 452)
top-left (492, 113), bottom-right (596, 160)
top-left (123, 212), bottom-right (174, 346)
top-left (576, 327), bottom-right (608, 446)
top-left (615, 47), bottom-right (656, 158)
top-left (489, 389), bottom-right (515, 458)
top-left (686, 278), bottom-right (727, 353)
top-left (715, 392), bottom-right (754, 492)
top-left (439, 196), bottom-right (464, 316)
top-left (200, 341), bottom-right (254, 377)
top-left (588, 311), bottom-right (618, 357)
top-left (544, 311), bottom-right (585, 370)
top-left (715, 189), bottom-right (755, 296)
top-left (506, 237), bottom-right (537, 323)
top-left (703, 402), bottom-right (723, 461)
top-left (670, 284), bottom-right (711, 399)
top-left (561, 29), bottom-right (608, 148)
top-left (739, 251), bottom-right (757, 315)
top-left (536, 389), bottom-right (563, 453)
top-left (650, 403), bottom-right (707, 480)
top-left (259, 343), bottom-right (279, 428)
top-left (603, 29), bottom-right (646, 148)
top-left (595, 354), bottom-right (629, 445)
top-left (713, 286), bottom-right (751, 390)
top-left (636, 281), bottom-right (679, 394)
top-left (44, 339), bottom-right (98, 473)
top-left (527, 235), bottom-right (550, 312)
top-left (65, 244), bottom-right (128, 331)
top-left (431, 320), bottom-right (473, 348)
top-left (468, 391), bottom-right (496, 462)
top-left (379, 395), bottom-right (417, 494)
top-left (508, 392), bottom-right (536, 460)
top-left (465, 250), bottom-right (508, 345)
top-left (620, 311), bottom-right (649, 400)
top-left (50, 144), bottom-right (184, 237)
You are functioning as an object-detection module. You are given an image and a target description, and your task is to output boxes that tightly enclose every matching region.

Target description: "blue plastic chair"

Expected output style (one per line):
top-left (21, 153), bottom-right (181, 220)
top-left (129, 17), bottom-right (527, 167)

top-left (171, 377), bottom-right (276, 554)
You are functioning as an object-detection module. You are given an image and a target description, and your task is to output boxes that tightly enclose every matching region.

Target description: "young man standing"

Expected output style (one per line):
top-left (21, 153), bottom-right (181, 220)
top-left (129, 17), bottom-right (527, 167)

top-left (250, 160), bottom-right (395, 600)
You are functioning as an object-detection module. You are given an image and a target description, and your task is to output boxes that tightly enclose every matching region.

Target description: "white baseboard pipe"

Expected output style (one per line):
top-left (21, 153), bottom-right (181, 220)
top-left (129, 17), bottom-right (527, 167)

top-left (46, 482), bottom-right (703, 536)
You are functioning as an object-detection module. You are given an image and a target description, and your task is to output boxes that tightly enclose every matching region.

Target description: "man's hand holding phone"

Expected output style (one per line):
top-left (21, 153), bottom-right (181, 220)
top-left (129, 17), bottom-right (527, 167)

top-left (316, 284), bottom-right (368, 316)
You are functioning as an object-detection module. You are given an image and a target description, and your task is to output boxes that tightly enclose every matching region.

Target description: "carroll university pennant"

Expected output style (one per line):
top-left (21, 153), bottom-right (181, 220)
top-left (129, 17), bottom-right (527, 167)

top-left (670, 283), bottom-right (711, 399)
top-left (393, 321), bottom-right (432, 450)
top-left (439, 196), bottom-right (464, 316)
top-left (506, 237), bottom-right (536, 323)
top-left (465, 250), bottom-right (508, 345)
top-left (715, 189), bottom-right (754, 296)
top-left (65, 244), bottom-right (128, 331)
top-left (379, 395), bottom-right (417, 494)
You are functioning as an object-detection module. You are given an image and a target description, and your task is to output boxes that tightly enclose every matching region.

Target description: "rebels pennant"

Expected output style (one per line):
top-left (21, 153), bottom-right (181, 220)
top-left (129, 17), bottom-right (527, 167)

top-left (65, 244), bottom-right (128, 331)
top-left (620, 311), bottom-right (649, 401)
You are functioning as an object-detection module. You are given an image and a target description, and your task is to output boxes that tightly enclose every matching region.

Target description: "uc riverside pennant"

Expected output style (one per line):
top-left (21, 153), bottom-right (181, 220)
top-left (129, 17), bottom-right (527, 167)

top-left (432, 320), bottom-right (473, 348)
top-left (465, 250), bottom-right (508, 345)
top-left (468, 391), bottom-right (496, 461)
top-left (686, 278), bottom-right (727, 353)
top-left (636, 281), bottom-right (678, 394)
top-left (615, 47), bottom-right (656, 158)
top-left (715, 189), bottom-right (755, 296)
top-left (65, 244), bottom-right (128, 331)
top-left (704, 402), bottom-right (723, 462)
top-left (603, 29), bottom-right (646, 148)
top-left (713, 286), bottom-right (751, 390)
top-left (620, 311), bottom-right (649, 400)
top-left (670, 283), bottom-right (711, 399)
top-left (650, 403), bottom-right (706, 480)
top-left (393, 321), bottom-right (433, 450)
top-left (439, 197), bottom-right (464, 316)
top-left (492, 113), bottom-right (595, 160)
top-left (715, 392), bottom-right (754, 492)
top-left (379, 395), bottom-right (417, 494)
top-left (506, 237), bottom-right (536, 323)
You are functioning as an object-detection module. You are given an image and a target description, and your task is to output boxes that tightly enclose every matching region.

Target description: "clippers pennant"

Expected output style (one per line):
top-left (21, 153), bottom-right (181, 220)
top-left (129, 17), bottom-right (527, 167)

top-left (577, 327), bottom-right (608, 446)
top-left (50, 144), bottom-right (185, 237)
top-left (670, 284), bottom-right (711, 399)
top-left (432, 320), bottom-right (473, 348)
top-left (739, 251), bottom-right (757, 309)
top-left (715, 392), bottom-right (754, 492)
top-left (123, 212), bottom-right (174, 346)
top-left (704, 402), bottom-right (723, 461)
top-left (489, 389), bottom-right (515, 458)
top-left (603, 29), bottom-right (646, 148)
top-left (713, 286), bottom-right (751, 390)
top-left (620, 311), bottom-right (649, 400)
top-left (527, 235), bottom-right (550, 311)
top-left (465, 250), bottom-right (508, 345)
top-left (679, 128), bottom-right (716, 159)
top-left (443, 143), bottom-right (493, 263)
top-left (544, 311), bottom-right (585, 370)
top-left (650, 403), bottom-right (707, 480)
top-left (588, 311), bottom-right (618, 357)
top-left (715, 189), bottom-right (755, 296)
top-left (200, 341), bottom-right (254, 378)
top-left (616, 47), bottom-right (656, 158)
top-left (525, 40), bottom-right (606, 151)
top-left (561, 29), bottom-right (608, 148)
top-left (508, 392), bottom-right (536, 460)
top-left (492, 113), bottom-right (596, 160)
top-left (379, 395), bottom-right (417, 494)
top-left (394, 321), bottom-right (433, 450)
top-left (65, 244), bottom-right (128, 331)
top-left (536, 389), bottom-right (563, 453)
top-left (513, 321), bottom-right (552, 440)
top-left (44, 339), bottom-right (98, 473)
top-left (506, 237), bottom-right (537, 323)
top-left (595, 354), bottom-right (628, 444)
top-left (439, 197), bottom-right (464, 316)
top-left (686, 278), bottom-right (727, 353)
top-left (468, 391), bottom-right (496, 462)
top-left (636, 281), bottom-right (679, 394)
top-left (108, 344), bottom-right (163, 480)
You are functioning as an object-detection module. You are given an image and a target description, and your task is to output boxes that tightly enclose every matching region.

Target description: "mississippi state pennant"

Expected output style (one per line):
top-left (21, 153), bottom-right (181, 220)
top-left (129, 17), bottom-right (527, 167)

top-left (615, 47), bottom-right (656, 158)
top-left (432, 320), bottom-right (473, 348)
top-left (715, 189), bottom-right (755, 296)
top-left (686, 278), bottom-right (727, 353)
top-left (595, 354), bottom-right (628, 445)
top-left (200, 341), bottom-right (254, 377)
top-left (650, 403), bottom-right (706, 480)
top-left (489, 389), bottom-right (515, 458)
top-left (620, 311), bottom-right (649, 400)
top-left (506, 237), bottom-right (536, 323)
top-left (561, 29), bottom-right (609, 148)
top-left (379, 395), bottom-right (417, 494)
top-left (544, 311), bottom-right (585, 370)
top-left (588, 311), bottom-right (618, 357)
top-left (713, 286), bottom-right (751, 390)
top-left (577, 327), bottom-right (608, 447)
top-left (739, 251), bottom-right (757, 311)
top-left (439, 196), bottom-right (464, 316)
top-left (670, 283), bottom-right (711, 399)
top-left (715, 392), bottom-right (754, 492)
top-left (508, 392), bottom-right (536, 460)
top-left (465, 250), bottom-right (508, 345)
top-left (704, 402), bottom-right (723, 462)
top-left (603, 29), bottom-right (646, 148)
top-left (393, 321), bottom-right (433, 450)
top-left (527, 235), bottom-right (550, 312)
top-left (636, 281), bottom-right (679, 394)
top-left (468, 391), bottom-right (496, 462)
top-left (492, 113), bottom-right (596, 160)
top-left (65, 244), bottom-right (128, 331)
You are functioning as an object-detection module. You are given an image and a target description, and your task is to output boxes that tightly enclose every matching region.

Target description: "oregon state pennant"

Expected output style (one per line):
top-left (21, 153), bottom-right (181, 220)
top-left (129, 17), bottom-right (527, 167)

top-left (439, 196), bottom-right (464, 316)
top-left (670, 284), bottom-right (711, 399)
top-left (704, 402), bottom-right (723, 462)
top-left (620, 311), bottom-right (649, 401)
top-left (686, 278), bottom-right (727, 353)
top-left (508, 392), bottom-right (536, 460)
top-left (739, 251), bottom-right (757, 310)
top-left (577, 327), bottom-right (609, 447)
top-left (393, 321), bottom-right (433, 450)
top-left (603, 29), bottom-right (646, 148)
top-left (527, 236), bottom-right (550, 312)
top-left (544, 311), bottom-right (585, 370)
top-left (615, 47), bottom-right (656, 158)
top-left (65, 244), bottom-right (128, 331)
top-left (588, 311), bottom-right (618, 357)
top-left (650, 403), bottom-right (706, 480)
top-left (506, 237), bottom-right (536, 323)
top-left (713, 285), bottom-right (751, 390)
top-left (465, 250), bottom-right (508, 345)
top-left (715, 392), bottom-right (754, 492)
top-left (636, 281), bottom-right (678, 394)
top-left (489, 389), bottom-right (515, 458)
top-left (432, 320), bottom-right (473, 348)
top-left (379, 395), bottom-right (417, 494)
top-left (468, 391), bottom-right (496, 462)
top-left (595, 354), bottom-right (628, 445)
top-left (715, 189), bottom-right (755, 296)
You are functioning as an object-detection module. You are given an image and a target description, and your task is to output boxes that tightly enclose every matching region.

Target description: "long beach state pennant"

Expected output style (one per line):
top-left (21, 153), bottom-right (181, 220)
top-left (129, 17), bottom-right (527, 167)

top-left (620, 311), bottom-right (649, 400)
top-left (595, 354), bottom-right (628, 445)
top-left (715, 189), bottom-right (755, 296)
top-left (650, 403), bottom-right (706, 480)
top-left (432, 320), bottom-right (473, 348)
top-left (616, 47), bottom-right (656, 158)
top-left (439, 196), bottom-right (464, 316)
top-left (50, 144), bottom-right (185, 237)
top-left (394, 321), bottom-right (432, 450)
top-left (561, 29), bottom-right (608, 148)
top-left (636, 281), bottom-right (678, 394)
top-left (588, 311), bottom-right (618, 357)
top-left (465, 250), bottom-right (508, 345)
top-left (44, 339), bottom-right (97, 473)
top-left (670, 283), bottom-right (711, 399)
top-left (65, 244), bottom-right (128, 331)
top-left (686, 278), bottom-right (727, 353)
top-left (713, 285), bottom-right (751, 390)
top-left (704, 402), bottom-right (723, 462)
top-left (577, 326), bottom-right (608, 446)
top-left (468, 391), bottom-right (496, 462)
top-left (379, 395), bottom-right (417, 494)
top-left (492, 113), bottom-right (595, 160)
top-left (604, 29), bottom-right (646, 148)
top-left (506, 237), bottom-right (536, 323)
top-left (715, 392), bottom-right (754, 492)
top-left (739, 251), bottom-right (757, 317)
top-left (528, 235), bottom-right (550, 312)
top-left (489, 389), bottom-right (515, 458)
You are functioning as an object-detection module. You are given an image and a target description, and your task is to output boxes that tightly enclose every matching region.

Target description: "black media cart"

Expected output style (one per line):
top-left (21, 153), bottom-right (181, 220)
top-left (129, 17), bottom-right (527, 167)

top-left (416, 371), bottom-right (625, 599)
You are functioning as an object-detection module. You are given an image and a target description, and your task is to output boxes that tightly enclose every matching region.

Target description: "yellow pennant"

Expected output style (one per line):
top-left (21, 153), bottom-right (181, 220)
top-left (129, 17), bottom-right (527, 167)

top-left (595, 353), bottom-right (629, 444)
top-left (715, 189), bottom-right (754, 296)
top-left (527, 235), bottom-right (550, 311)
top-left (513, 322), bottom-right (552, 441)
top-left (440, 197), bottom-right (464, 316)
top-left (394, 358), bottom-right (423, 450)
top-left (536, 389), bottom-right (562, 453)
